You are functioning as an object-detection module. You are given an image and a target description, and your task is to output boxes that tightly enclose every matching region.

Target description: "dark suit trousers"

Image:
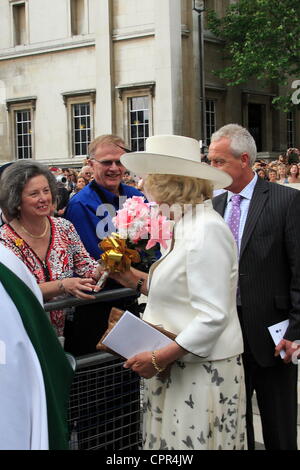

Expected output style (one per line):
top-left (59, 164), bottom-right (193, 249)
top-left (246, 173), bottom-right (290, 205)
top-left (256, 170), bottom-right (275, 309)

top-left (238, 307), bottom-right (298, 450)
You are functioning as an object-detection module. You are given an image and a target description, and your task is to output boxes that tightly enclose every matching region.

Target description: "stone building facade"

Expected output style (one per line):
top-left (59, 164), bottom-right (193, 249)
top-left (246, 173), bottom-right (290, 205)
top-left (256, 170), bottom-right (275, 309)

top-left (0, 0), bottom-right (298, 167)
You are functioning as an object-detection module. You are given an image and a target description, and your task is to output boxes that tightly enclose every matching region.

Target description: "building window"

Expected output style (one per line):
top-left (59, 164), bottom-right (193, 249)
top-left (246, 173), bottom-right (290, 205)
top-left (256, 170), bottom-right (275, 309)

top-left (116, 82), bottom-right (154, 152)
top-left (70, 0), bottom-right (86, 36)
top-left (72, 102), bottom-right (91, 156)
top-left (12, 2), bottom-right (27, 46)
top-left (15, 109), bottom-right (32, 159)
top-left (206, 99), bottom-right (216, 146)
top-left (6, 97), bottom-right (36, 159)
top-left (62, 90), bottom-right (95, 158)
top-left (287, 111), bottom-right (295, 148)
top-left (128, 97), bottom-right (149, 152)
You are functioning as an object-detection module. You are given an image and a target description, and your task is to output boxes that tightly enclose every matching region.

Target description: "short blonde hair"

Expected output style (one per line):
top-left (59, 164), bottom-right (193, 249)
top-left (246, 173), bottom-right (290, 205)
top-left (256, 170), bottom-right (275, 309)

top-left (144, 174), bottom-right (212, 207)
top-left (88, 134), bottom-right (125, 157)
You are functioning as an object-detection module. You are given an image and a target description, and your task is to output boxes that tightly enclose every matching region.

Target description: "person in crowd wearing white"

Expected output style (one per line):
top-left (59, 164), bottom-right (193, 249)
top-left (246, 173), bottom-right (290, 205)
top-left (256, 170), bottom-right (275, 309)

top-left (0, 244), bottom-right (73, 449)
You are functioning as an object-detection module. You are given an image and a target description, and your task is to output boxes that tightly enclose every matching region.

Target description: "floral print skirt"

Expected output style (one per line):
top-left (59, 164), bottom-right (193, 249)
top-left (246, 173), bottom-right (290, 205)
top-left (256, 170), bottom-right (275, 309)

top-left (142, 354), bottom-right (247, 450)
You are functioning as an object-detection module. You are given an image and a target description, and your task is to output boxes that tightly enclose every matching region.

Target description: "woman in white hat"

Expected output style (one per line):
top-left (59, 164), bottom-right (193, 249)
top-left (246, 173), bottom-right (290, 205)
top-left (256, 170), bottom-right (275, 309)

top-left (112, 135), bottom-right (246, 450)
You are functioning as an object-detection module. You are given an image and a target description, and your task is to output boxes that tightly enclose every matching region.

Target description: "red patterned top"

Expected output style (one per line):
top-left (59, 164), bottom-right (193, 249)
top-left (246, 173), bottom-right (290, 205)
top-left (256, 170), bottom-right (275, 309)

top-left (0, 216), bottom-right (99, 337)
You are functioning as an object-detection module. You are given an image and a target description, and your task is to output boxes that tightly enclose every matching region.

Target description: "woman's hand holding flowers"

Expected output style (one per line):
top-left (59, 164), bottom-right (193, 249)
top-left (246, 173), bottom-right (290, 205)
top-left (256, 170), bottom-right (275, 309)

top-left (96, 196), bottom-right (172, 288)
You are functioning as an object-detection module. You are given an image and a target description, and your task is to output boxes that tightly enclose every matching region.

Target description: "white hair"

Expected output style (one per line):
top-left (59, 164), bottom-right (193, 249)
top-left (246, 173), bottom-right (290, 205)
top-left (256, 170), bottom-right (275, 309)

top-left (211, 124), bottom-right (257, 166)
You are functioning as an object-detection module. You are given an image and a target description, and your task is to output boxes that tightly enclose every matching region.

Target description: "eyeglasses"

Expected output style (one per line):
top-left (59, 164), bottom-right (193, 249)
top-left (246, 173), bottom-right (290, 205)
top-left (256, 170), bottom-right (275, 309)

top-left (89, 142), bottom-right (131, 166)
top-left (91, 159), bottom-right (124, 167)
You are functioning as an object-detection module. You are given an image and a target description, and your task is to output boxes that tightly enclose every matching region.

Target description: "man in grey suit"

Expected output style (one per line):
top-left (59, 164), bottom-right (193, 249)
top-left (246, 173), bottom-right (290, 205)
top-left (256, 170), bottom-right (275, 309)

top-left (209, 124), bottom-right (300, 450)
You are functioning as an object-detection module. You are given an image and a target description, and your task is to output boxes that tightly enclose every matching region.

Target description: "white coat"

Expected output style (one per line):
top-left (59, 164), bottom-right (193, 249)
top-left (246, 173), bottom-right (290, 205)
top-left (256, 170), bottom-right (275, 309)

top-left (143, 200), bottom-right (244, 362)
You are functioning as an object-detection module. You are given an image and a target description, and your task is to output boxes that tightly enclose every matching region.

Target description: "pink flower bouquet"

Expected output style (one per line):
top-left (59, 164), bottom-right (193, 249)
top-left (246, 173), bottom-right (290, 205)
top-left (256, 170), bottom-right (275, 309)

top-left (113, 196), bottom-right (172, 250)
top-left (96, 196), bottom-right (172, 287)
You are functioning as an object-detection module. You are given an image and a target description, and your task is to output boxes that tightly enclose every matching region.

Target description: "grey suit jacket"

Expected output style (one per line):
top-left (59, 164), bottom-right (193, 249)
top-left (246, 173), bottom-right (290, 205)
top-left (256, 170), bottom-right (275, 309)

top-left (213, 177), bottom-right (300, 366)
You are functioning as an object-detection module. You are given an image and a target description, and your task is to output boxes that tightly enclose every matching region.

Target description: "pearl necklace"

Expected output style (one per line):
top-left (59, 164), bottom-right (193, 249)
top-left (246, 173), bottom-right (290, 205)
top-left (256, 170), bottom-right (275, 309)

top-left (19, 218), bottom-right (49, 239)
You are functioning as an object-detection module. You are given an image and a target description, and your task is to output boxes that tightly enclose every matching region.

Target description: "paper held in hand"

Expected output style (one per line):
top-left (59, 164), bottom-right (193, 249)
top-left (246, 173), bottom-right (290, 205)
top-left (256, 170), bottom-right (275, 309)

top-left (268, 319), bottom-right (289, 359)
top-left (102, 310), bottom-right (174, 359)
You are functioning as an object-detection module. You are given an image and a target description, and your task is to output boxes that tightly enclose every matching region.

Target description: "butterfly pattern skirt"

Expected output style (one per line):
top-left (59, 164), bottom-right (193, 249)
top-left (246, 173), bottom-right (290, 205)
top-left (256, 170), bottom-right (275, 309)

top-left (142, 354), bottom-right (247, 450)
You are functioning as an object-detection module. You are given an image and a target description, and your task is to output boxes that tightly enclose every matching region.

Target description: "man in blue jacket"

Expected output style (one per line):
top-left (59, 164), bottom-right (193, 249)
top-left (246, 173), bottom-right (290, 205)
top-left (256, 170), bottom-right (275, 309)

top-left (64, 134), bottom-right (145, 355)
top-left (65, 134), bottom-right (143, 259)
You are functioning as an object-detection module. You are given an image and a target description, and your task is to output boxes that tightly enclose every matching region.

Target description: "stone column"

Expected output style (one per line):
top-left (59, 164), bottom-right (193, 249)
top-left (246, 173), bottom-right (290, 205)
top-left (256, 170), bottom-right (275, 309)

top-left (94, 0), bottom-right (114, 135)
top-left (0, 80), bottom-right (7, 160)
top-left (154, 0), bottom-right (183, 135)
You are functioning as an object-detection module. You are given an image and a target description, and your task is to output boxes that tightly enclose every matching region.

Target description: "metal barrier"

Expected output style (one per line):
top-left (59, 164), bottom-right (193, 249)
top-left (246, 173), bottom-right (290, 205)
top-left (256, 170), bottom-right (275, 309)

top-left (45, 288), bottom-right (142, 451)
top-left (44, 287), bottom-right (136, 312)
top-left (68, 352), bottom-right (141, 450)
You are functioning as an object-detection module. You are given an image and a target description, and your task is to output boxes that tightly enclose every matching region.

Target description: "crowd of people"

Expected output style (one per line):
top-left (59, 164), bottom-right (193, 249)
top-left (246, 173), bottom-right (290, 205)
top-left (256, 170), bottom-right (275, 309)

top-left (252, 148), bottom-right (300, 184)
top-left (0, 127), bottom-right (299, 451)
top-left (16, 146), bottom-right (300, 218)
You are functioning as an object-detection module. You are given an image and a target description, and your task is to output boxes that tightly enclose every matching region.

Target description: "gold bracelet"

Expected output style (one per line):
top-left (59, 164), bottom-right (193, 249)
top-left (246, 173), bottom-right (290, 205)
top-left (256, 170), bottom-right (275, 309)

top-left (58, 280), bottom-right (66, 294)
top-left (151, 350), bottom-right (165, 373)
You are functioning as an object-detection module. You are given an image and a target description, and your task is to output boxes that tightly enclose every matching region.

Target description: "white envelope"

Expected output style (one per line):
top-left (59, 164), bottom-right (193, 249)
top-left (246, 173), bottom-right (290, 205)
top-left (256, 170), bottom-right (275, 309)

top-left (102, 310), bottom-right (173, 359)
top-left (268, 319), bottom-right (289, 359)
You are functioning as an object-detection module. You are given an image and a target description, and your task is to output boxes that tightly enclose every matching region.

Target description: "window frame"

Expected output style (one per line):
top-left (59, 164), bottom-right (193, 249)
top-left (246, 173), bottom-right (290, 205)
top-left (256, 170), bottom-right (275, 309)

top-left (10, 0), bottom-right (29, 47)
top-left (205, 98), bottom-right (217, 147)
top-left (62, 90), bottom-right (96, 159)
top-left (6, 97), bottom-right (36, 160)
top-left (15, 108), bottom-right (32, 159)
top-left (287, 110), bottom-right (296, 148)
top-left (127, 95), bottom-right (151, 152)
top-left (117, 83), bottom-right (155, 151)
top-left (71, 102), bottom-right (91, 157)
top-left (69, 0), bottom-right (89, 37)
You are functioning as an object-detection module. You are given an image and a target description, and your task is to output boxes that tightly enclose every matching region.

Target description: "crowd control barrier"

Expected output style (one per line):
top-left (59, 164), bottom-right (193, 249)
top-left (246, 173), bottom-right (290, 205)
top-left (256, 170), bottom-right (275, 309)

top-left (45, 288), bottom-right (142, 450)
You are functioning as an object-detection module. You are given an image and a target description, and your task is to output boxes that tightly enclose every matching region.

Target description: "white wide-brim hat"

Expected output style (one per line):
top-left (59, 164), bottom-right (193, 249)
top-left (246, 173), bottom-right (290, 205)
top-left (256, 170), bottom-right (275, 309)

top-left (121, 135), bottom-right (232, 190)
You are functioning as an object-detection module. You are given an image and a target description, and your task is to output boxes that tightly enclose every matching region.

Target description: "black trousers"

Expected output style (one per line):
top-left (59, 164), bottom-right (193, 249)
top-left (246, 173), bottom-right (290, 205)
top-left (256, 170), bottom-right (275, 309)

top-left (238, 307), bottom-right (298, 450)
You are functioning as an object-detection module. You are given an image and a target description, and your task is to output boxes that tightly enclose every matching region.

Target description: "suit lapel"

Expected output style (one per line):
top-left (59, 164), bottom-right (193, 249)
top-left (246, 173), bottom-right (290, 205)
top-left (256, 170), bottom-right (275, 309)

top-left (212, 192), bottom-right (228, 216)
top-left (239, 178), bottom-right (269, 259)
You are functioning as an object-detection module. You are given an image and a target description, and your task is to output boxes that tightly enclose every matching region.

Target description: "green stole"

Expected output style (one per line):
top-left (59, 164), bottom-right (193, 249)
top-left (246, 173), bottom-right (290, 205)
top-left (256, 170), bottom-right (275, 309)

top-left (0, 262), bottom-right (74, 450)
